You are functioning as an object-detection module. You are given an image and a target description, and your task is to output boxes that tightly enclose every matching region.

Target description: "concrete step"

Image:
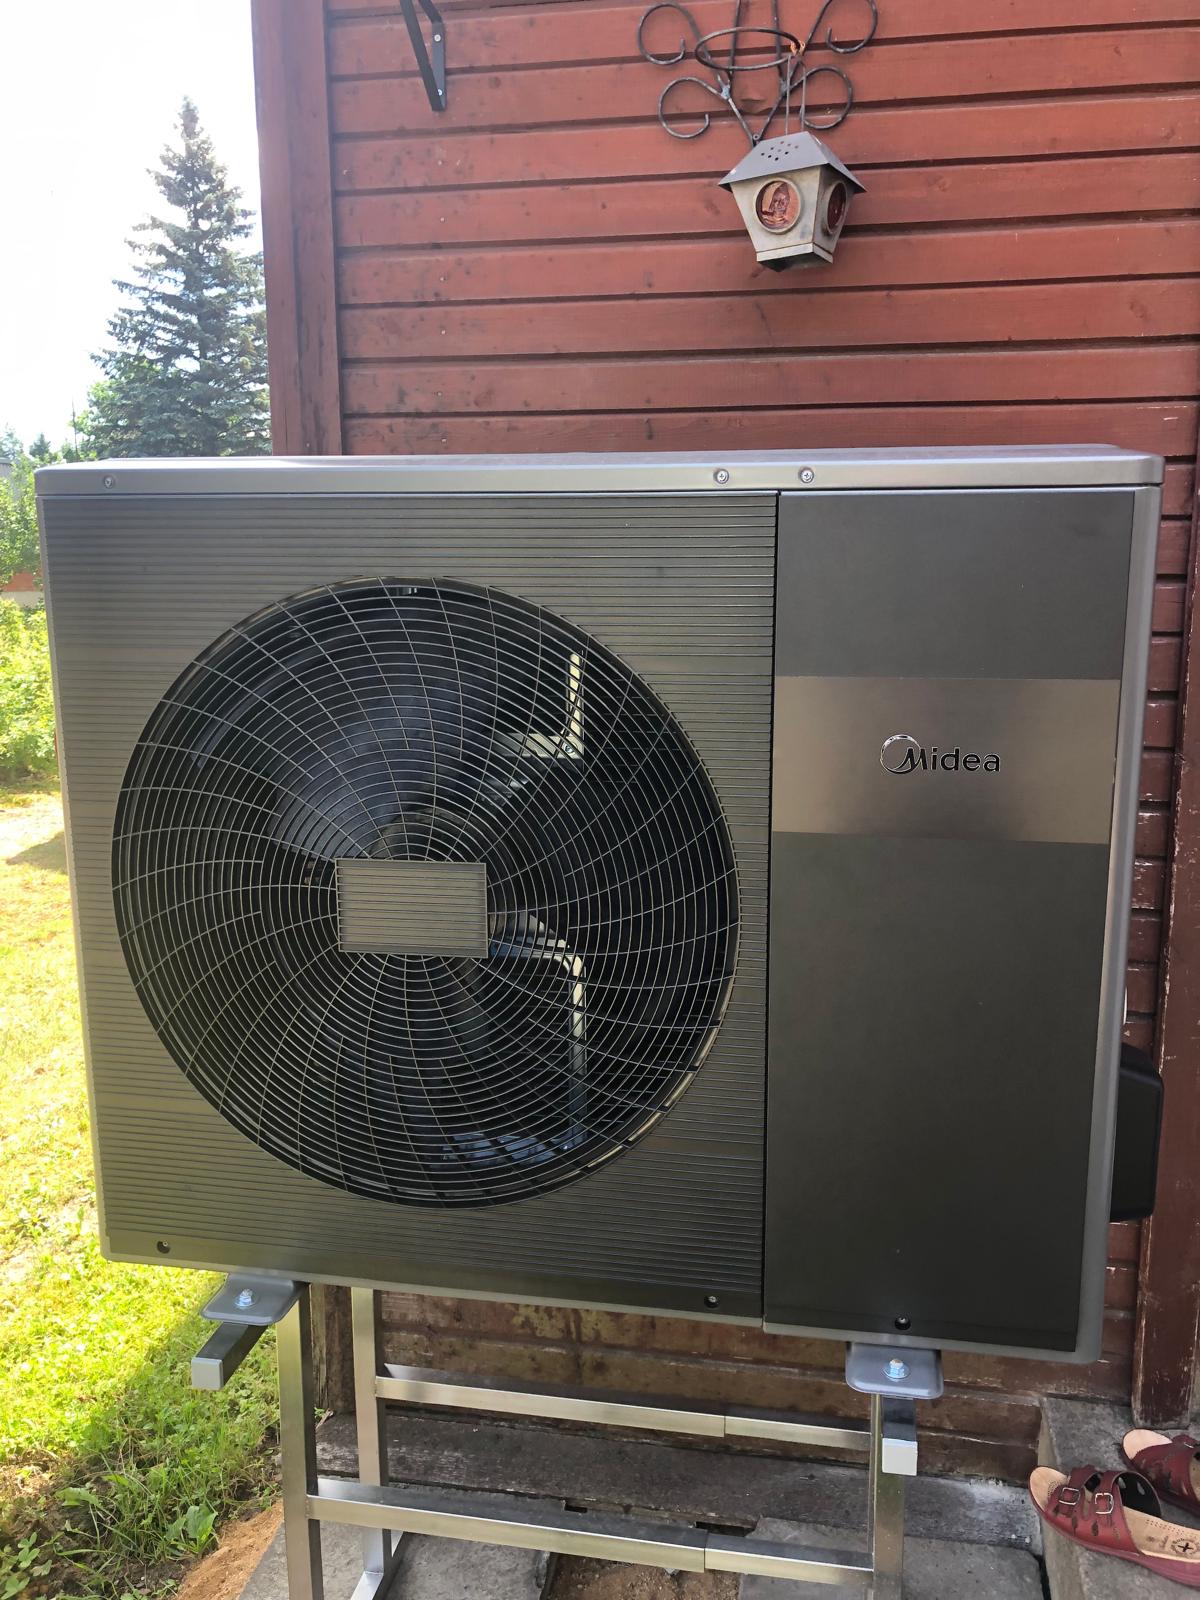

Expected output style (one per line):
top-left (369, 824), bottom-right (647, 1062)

top-left (741, 1517), bottom-right (1043, 1599)
top-left (228, 1408), bottom-right (1047, 1597)
top-left (316, 1410), bottom-right (1041, 1553)
top-left (1039, 1396), bottom-right (1200, 1600)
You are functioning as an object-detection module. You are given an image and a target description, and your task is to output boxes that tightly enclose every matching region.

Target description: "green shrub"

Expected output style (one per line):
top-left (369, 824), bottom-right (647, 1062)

top-left (0, 460), bottom-right (40, 586)
top-left (0, 602), bottom-right (55, 776)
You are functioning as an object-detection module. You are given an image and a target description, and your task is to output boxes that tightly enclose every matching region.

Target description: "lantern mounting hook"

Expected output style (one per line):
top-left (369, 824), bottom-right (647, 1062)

top-left (637, 0), bottom-right (877, 145)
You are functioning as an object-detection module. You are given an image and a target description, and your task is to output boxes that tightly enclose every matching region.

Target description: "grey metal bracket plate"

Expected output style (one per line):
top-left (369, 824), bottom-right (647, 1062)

top-left (845, 1343), bottom-right (943, 1399)
top-left (201, 1274), bottom-right (302, 1326)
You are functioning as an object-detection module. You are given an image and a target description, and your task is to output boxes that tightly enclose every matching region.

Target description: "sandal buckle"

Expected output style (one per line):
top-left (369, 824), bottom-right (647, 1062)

top-left (1056, 1488), bottom-right (1081, 1508)
top-left (1093, 1492), bottom-right (1116, 1516)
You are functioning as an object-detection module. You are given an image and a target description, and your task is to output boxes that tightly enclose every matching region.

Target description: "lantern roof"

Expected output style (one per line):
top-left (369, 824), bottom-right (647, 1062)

top-left (719, 131), bottom-right (864, 193)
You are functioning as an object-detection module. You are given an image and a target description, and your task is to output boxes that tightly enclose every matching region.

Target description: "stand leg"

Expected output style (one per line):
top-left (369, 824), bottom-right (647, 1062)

top-left (352, 1288), bottom-right (395, 1588)
top-left (278, 1289), bottom-right (324, 1600)
top-left (867, 1394), bottom-right (906, 1600)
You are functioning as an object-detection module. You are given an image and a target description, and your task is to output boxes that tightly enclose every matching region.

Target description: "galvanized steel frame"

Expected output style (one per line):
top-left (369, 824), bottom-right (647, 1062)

top-left (274, 1283), bottom-right (914, 1597)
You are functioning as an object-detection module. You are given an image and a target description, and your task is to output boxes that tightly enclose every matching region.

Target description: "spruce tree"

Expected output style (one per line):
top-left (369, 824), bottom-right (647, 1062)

top-left (84, 100), bottom-right (269, 457)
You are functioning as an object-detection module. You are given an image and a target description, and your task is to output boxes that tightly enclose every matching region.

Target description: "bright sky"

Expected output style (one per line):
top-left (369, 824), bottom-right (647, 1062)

top-left (0, 1), bottom-right (262, 449)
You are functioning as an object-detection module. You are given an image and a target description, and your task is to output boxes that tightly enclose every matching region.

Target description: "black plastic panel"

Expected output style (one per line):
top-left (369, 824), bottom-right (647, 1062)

top-left (1110, 1044), bottom-right (1163, 1223)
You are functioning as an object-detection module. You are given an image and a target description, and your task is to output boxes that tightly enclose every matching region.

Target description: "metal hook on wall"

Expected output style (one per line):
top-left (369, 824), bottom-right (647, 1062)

top-left (399, 0), bottom-right (447, 113)
top-left (637, 1), bottom-right (706, 65)
top-left (638, 0), bottom-right (877, 146)
top-left (657, 75), bottom-right (750, 143)
top-left (806, 0), bottom-right (878, 55)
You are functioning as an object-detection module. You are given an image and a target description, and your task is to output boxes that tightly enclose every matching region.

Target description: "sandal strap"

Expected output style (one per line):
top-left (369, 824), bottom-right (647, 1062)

top-left (1048, 1467), bottom-right (1160, 1554)
top-left (1131, 1436), bottom-right (1200, 1505)
top-left (1049, 1467), bottom-right (1104, 1519)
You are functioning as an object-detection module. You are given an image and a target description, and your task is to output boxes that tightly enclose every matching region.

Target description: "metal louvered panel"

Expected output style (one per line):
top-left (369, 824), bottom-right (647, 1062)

top-left (336, 860), bottom-right (489, 957)
top-left (43, 491), bottom-right (774, 1312)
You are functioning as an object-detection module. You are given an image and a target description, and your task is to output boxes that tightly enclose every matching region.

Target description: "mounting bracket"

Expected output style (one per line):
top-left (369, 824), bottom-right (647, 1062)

top-left (190, 1274), bottom-right (301, 1391)
top-left (845, 1345), bottom-right (942, 1480)
top-left (400, 0), bottom-right (448, 113)
top-left (846, 1343), bottom-right (944, 1401)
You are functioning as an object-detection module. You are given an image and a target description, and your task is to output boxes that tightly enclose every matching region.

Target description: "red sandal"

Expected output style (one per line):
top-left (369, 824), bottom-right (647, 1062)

top-left (1030, 1465), bottom-right (1200, 1587)
top-left (1124, 1430), bottom-right (1200, 1516)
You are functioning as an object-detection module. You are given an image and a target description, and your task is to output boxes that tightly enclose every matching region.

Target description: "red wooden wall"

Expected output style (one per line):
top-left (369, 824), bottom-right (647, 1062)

top-left (254, 0), bottom-right (1200, 1471)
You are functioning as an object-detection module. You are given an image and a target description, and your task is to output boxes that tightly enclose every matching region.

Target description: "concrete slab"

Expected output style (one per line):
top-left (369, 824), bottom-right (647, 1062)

top-left (1039, 1396), bottom-right (1200, 1600)
top-left (238, 1519), bottom-right (361, 1600)
top-left (318, 1412), bottom-right (1041, 1553)
top-left (235, 1409), bottom-right (1045, 1598)
top-left (238, 1487), bottom-right (555, 1600)
top-left (740, 1517), bottom-right (1043, 1600)
top-left (387, 1531), bottom-right (551, 1599)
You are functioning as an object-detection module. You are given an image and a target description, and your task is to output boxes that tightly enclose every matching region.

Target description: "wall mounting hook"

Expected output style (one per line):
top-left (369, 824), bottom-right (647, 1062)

top-left (400, 0), bottom-right (447, 113)
top-left (638, 0), bottom-right (876, 146)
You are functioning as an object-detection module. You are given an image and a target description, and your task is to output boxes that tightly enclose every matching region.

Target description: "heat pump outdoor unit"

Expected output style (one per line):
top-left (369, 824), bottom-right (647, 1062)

top-left (38, 448), bottom-right (1159, 1364)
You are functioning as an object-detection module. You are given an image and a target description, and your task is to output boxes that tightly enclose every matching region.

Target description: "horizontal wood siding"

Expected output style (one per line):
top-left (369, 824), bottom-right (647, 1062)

top-left (317, 0), bottom-right (1200, 1465)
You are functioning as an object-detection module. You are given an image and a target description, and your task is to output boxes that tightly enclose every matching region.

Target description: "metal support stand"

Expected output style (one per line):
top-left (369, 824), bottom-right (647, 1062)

top-left (867, 1396), bottom-right (907, 1600)
top-left (195, 1279), bottom-right (941, 1597)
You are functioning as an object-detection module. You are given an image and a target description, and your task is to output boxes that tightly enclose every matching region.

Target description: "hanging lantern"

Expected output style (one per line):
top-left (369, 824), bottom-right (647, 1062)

top-left (720, 131), bottom-right (864, 269)
top-left (638, 1), bottom-right (876, 269)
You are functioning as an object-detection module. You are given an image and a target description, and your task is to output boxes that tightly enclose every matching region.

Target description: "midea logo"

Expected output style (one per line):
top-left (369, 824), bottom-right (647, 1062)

top-left (880, 733), bottom-right (1001, 776)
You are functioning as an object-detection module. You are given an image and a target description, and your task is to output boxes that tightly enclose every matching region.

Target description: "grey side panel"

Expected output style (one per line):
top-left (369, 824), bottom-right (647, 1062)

top-left (775, 489), bottom-right (1132, 681)
top-left (42, 492), bottom-right (774, 1317)
top-left (336, 860), bottom-right (489, 956)
top-left (766, 488), bottom-right (1144, 1357)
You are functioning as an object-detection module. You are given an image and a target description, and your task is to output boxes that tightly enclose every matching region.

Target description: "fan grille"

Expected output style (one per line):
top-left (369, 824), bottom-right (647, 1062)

top-left (113, 579), bottom-right (738, 1207)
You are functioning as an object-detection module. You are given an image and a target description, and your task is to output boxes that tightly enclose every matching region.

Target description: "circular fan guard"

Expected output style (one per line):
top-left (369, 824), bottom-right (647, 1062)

top-left (113, 579), bottom-right (738, 1207)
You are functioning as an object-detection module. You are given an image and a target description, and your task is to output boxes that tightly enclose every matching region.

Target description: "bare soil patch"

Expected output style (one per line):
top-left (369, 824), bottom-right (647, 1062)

top-left (547, 1557), bottom-right (739, 1599)
top-left (175, 1503), bottom-right (283, 1600)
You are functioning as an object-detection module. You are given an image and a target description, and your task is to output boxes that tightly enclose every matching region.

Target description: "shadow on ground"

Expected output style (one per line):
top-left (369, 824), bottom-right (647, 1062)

top-left (6, 827), bottom-right (66, 874)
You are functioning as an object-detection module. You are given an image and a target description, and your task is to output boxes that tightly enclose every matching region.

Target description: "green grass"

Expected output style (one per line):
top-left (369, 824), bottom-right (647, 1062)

top-left (0, 780), bottom-right (279, 1598)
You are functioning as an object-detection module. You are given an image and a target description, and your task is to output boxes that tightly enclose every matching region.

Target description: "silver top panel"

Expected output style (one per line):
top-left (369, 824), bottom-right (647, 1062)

top-left (36, 446), bottom-right (1163, 498)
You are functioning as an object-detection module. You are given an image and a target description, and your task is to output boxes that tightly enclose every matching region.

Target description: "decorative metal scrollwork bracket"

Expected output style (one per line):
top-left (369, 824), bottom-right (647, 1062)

top-left (400, 0), bottom-right (447, 113)
top-left (638, 0), bottom-right (877, 144)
